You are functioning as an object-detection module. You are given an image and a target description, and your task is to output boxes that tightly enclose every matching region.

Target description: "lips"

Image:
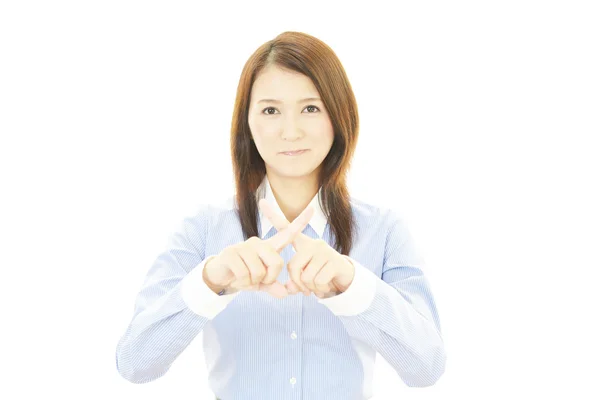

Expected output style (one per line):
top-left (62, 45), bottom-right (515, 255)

top-left (280, 149), bottom-right (308, 156)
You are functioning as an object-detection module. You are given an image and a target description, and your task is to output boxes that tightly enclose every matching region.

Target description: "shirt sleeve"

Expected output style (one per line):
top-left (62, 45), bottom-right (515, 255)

top-left (318, 209), bottom-right (446, 387)
top-left (181, 254), bottom-right (240, 318)
top-left (115, 205), bottom-right (237, 384)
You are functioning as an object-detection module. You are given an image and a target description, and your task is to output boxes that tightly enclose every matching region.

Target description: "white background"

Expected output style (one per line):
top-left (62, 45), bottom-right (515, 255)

top-left (1, 1), bottom-right (599, 399)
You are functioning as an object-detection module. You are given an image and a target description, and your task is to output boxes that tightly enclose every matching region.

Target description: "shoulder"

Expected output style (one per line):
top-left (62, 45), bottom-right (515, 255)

top-left (189, 195), bottom-right (238, 223)
top-left (349, 196), bottom-right (405, 231)
top-left (349, 196), bottom-right (420, 256)
top-left (171, 196), bottom-right (238, 244)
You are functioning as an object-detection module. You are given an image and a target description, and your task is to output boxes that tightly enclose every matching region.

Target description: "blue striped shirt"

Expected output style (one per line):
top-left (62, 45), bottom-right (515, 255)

top-left (115, 176), bottom-right (446, 399)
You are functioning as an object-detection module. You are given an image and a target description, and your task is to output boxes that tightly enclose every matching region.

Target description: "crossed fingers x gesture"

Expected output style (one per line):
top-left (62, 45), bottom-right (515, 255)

top-left (258, 199), bottom-right (355, 298)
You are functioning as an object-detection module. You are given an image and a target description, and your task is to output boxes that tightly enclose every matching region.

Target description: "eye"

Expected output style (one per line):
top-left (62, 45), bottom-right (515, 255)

top-left (262, 107), bottom-right (279, 115)
top-left (260, 105), bottom-right (321, 115)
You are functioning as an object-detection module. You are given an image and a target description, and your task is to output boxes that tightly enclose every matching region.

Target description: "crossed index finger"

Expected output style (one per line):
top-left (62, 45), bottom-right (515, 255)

top-left (263, 199), bottom-right (314, 252)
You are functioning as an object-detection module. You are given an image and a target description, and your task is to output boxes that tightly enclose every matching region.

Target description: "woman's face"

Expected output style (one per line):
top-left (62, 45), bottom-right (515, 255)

top-left (248, 64), bottom-right (334, 182)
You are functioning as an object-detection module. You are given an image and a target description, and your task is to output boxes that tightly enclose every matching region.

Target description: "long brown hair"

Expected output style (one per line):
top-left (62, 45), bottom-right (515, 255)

top-left (230, 31), bottom-right (359, 255)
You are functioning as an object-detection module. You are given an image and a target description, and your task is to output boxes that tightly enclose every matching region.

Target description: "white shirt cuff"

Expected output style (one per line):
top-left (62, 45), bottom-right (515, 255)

top-left (317, 256), bottom-right (377, 316)
top-left (181, 255), bottom-right (240, 319)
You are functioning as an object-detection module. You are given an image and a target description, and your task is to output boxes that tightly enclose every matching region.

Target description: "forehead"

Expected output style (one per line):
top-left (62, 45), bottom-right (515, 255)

top-left (251, 65), bottom-right (318, 100)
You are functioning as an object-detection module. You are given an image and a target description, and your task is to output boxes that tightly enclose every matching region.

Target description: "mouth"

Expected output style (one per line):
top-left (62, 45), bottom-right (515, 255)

top-left (279, 149), bottom-right (309, 156)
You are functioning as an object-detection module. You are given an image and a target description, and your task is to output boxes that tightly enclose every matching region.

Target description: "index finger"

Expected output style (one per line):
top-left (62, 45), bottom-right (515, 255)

top-left (265, 203), bottom-right (314, 252)
top-left (259, 198), bottom-right (292, 232)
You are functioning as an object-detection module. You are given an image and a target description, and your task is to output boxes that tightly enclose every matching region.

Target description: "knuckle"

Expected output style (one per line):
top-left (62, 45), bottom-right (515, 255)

top-left (288, 266), bottom-right (300, 277)
top-left (286, 261), bottom-right (295, 272)
top-left (314, 276), bottom-right (327, 286)
top-left (265, 240), bottom-right (277, 252)
top-left (221, 247), bottom-right (233, 257)
top-left (219, 256), bottom-right (233, 270)
top-left (262, 276), bottom-right (274, 284)
top-left (233, 245), bottom-right (246, 257)
top-left (212, 253), bottom-right (224, 265)
top-left (275, 256), bottom-right (285, 269)
top-left (226, 246), bottom-right (240, 257)
top-left (238, 266), bottom-right (250, 278)
top-left (238, 275), bottom-right (251, 285)
top-left (268, 255), bottom-right (283, 270)
top-left (255, 266), bottom-right (267, 279)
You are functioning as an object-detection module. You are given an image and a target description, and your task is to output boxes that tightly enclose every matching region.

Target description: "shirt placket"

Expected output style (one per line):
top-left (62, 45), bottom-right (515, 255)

top-left (282, 244), bottom-right (304, 400)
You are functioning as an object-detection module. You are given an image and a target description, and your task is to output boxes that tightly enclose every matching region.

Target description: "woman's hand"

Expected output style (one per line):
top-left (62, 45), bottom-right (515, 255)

top-left (258, 199), bottom-right (355, 298)
top-left (203, 203), bottom-right (314, 298)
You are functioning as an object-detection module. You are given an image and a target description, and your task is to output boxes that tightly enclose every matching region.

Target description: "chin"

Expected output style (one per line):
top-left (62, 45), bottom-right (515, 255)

top-left (270, 164), bottom-right (317, 179)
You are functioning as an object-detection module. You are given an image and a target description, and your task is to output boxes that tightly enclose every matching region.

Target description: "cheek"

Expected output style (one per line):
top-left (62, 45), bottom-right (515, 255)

top-left (313, 120), bottom-right (334, 146)
top-left (252, 117), bottom-right (280, 137)
top-left (249, 122), bottom-right (276, 154)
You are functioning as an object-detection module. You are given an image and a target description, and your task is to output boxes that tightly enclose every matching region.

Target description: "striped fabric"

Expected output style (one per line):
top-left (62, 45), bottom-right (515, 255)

top-left (116, 176), bottom-right (446, 399)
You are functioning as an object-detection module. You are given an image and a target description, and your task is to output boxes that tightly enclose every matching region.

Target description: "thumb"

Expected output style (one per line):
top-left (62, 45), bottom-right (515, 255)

top-left (258, 281), bottom-right (288, 298)
top-left (285, 280), bottom-right (310, 296)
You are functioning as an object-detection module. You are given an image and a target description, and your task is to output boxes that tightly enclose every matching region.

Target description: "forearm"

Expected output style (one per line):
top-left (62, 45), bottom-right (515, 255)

top-left (339, 278), bottom-right (445, 387)
top-left (115, 281), bottom-right (209, 383)
top-left (320, 261), bottom-right (446, 387)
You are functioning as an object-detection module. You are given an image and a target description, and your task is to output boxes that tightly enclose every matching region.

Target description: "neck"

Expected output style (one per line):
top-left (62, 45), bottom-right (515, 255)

top-left (267, 170), bottom-right (319, 222)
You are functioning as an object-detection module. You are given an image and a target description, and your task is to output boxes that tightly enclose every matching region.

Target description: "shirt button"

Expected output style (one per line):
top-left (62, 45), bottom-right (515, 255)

top-left (290, 377), bottom-right (296, 385)
top-left (290, 331), bottom-right (297, 340)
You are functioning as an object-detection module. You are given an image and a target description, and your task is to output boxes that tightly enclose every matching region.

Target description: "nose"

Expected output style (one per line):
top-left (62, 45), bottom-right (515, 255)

top-left (280, 114), bottom-right (303, 141)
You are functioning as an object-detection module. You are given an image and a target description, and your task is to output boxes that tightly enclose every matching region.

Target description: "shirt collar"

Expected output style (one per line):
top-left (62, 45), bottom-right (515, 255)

top-left (256, 175), bottom-right (327, 239)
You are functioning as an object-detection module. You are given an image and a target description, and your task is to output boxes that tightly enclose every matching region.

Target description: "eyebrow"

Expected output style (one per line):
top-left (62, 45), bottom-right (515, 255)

top-left (257, 97), bottom-right (322, 104)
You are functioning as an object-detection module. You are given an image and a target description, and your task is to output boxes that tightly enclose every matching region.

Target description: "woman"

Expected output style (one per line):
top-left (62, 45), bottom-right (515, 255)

top-left (115, 31), bottom-right (446, 399)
